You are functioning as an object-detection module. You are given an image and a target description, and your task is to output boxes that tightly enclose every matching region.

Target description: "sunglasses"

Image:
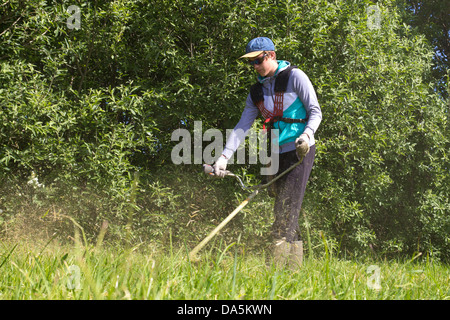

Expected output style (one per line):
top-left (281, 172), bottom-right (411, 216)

top-left (248, 53), bottom-right (267, 66)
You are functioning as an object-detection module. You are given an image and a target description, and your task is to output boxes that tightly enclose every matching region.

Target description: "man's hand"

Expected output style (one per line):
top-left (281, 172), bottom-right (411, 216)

top-left (213, 155), bottom-right (228, 178)
top-left (295, 133), bottom-right (310, 158)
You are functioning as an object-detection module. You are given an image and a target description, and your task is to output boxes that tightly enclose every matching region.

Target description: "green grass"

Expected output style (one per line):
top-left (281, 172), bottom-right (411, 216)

top-left (1, 238), bottom-right (449, 300)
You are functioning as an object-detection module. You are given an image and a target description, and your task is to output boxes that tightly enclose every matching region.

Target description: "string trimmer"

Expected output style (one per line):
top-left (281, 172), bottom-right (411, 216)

top-left (188, 155), bottom-right (305, 262)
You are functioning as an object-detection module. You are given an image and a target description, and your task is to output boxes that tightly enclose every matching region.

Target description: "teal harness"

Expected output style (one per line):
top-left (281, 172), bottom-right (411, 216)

top-left (249, 66), bottom-right (308, 131)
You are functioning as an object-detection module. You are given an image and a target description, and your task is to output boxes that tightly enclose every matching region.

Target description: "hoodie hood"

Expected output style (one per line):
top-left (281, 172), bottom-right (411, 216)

top-left (257, 60), bottom-right (291, 84)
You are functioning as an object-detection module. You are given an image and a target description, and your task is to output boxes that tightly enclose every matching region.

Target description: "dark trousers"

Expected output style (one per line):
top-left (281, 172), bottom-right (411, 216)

top-left (271, 145), bottom-right (315, 243)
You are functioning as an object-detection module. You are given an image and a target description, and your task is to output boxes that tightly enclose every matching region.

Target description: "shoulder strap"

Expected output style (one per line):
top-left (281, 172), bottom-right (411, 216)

top-left (250, 82), bottom-right (264, 104)
top-left (274, 65), bottom-right (297, 93)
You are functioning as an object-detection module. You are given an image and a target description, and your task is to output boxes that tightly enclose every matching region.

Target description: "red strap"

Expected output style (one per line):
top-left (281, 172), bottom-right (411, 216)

top-left (263, 117), bottom-right (273, 132)
top-left (259, 92), bottom-right (285, 132)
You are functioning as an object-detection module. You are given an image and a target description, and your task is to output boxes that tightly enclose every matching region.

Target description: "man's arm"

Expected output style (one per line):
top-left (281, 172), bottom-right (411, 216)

top-left (221, 95), bottom-right (260, 159)
top-left (291, 68), bottom-right (322, 142)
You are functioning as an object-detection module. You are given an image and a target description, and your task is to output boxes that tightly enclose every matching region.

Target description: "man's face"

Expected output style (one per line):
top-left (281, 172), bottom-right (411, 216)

top-left (249, 52), bottom-right (274, 77)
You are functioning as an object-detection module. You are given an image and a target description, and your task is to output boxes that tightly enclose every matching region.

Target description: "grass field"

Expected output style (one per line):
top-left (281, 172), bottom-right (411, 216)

top-left (1, 236), bottom-right (449, 301)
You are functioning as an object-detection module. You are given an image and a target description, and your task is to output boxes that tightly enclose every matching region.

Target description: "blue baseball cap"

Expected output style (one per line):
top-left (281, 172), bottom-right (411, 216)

top-left (240, 37), bottom-right (275, 58)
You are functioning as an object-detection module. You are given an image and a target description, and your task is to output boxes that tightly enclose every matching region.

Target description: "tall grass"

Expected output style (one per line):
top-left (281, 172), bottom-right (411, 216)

top-left (1, 236), bottom-right (449, 300)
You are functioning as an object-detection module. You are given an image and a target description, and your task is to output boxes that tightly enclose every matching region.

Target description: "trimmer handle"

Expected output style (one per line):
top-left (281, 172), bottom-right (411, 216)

top-left (203, 164), bottom-right (215, 175)
top-left (202, 164), bottom-right (232, 177)
top-left (202, 164), bottom-right (248, 190)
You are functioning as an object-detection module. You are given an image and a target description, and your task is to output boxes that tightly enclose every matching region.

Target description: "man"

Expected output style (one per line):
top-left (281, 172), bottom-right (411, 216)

top-left (213, 37), bottom-right (322, 269)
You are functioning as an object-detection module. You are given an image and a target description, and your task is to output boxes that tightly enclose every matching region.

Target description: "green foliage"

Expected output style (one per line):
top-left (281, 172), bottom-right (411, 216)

top-left (395, 0), bottom-right (450, 99)
top-left (0, 0), bottom-right (449, 260)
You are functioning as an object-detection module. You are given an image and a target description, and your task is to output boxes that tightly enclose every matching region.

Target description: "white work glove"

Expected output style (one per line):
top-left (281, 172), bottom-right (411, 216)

top-left (295, 133), bottom-right (310, 158)
top-left (213, 155), bottom-right (228, 178)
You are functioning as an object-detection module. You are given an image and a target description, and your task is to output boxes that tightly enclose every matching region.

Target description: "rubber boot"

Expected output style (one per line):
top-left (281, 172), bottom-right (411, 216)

top-left (288, 240), bottom-right (303, 270)
top-left (272, 238), bottom-right (290, 269)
